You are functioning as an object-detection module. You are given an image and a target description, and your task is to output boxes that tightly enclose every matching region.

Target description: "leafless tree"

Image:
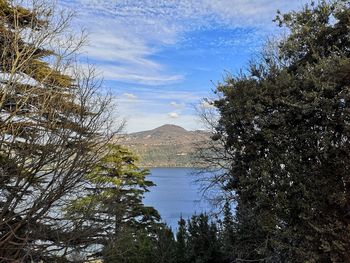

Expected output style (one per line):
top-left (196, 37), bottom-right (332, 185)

top-left (0, 0), bottom-right (119, 261)
top-left (194, 98), bottom-right (236, 211)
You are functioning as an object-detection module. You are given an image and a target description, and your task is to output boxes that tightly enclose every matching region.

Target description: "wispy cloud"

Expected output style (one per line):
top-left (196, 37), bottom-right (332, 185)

top-left (100, 65), bottom-right (183, 85)
top-left (60, 0), bottom-right (183, 85)
top-left (201, 0), bottom-right (307, 27)
top-left (73, 0), bottom-right (307, 30)
top-left (170, 101), bottom-right (185, 109)
top-left (123, 92), bottom-right (137, 100)
top-left (60, 0), bottom-right (308, 85)
top-left (59, 0), bottom-right (309, 131)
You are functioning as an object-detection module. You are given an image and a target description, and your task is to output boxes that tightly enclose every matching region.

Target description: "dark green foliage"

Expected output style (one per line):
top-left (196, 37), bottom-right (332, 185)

top-left (172, 214), bottom-right (227, 263)
top-left (67, 145), bottom-right (161, 258)
top-left (221, 202), bottom-right (236, 262)
top-left (209, 0), bottom-right (350, 262)
top-left (186, 214), bottom-right (222, 263)
top-left (101, 211), bottom-right (238, 263)
top-left (103, 223), bottom-right (176, 263)
top-left (176, 217), bottom-right (188, 263)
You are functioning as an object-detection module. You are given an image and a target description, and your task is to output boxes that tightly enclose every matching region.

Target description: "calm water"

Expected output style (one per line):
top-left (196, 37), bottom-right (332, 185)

top-left (144, 168), bottom-right (212, 231)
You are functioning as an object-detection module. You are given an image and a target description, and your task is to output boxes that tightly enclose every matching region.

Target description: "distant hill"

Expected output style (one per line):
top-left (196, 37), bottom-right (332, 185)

top-left (116, 124), bottom-right (210, 167)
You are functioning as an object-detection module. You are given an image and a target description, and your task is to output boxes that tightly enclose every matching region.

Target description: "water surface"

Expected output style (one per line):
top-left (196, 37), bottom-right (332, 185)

top-left (144, 168), bottom-right (211, 231)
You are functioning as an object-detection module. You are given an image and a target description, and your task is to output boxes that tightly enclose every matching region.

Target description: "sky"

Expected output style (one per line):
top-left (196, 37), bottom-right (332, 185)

top-left (59, 0), bottom-right (309, 133)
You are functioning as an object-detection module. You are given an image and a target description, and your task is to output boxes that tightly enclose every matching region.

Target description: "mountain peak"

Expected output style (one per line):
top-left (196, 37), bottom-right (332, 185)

top-left (153, 124), bottom-right (187, 133)
top-left (118, 124), bottom-right (211, 167)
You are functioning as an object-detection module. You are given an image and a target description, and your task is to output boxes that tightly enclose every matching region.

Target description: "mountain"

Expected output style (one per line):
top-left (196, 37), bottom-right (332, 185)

top-left (115, 124), bottom-right (210, 167)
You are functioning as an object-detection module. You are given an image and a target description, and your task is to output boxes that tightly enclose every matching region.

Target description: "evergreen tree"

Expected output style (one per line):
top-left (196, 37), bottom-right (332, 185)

top-left (103, 227), bottom-right (155, 263)
top-left (207, 0), bottom-right (350, 261)
top-left (176, 216), bottom-right (188, 263)
top-left (103, 223), bottom-right (176, 263)
top-left (153, 224), bottom-right (177, 263)
top-left (221, 202), bottom-right (235, 262)
top-left (186, 214), bottom-right (223, 263)
top-left (67, 145), bottom-right (160, 258)
top-left (0, 0), bottom-right (112, 260)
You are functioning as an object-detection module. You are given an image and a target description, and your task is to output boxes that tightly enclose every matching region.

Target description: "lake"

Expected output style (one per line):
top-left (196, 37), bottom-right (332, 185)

top-left (144, 167), bottom-right (212, 231)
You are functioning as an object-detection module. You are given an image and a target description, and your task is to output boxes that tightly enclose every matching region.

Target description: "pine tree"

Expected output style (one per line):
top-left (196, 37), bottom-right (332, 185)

top-left (67, 145), bottom-right (160, 258)
top-left (0, 0), bottom-right (113, 260)
top-left (153, 224), bottom-right (177, 263)
top-left (103, 223), bottom-right (176, 263)
top-left (186, 214), bottom-right (223, 263)
top-left (221, 202), bottom-right (235, 262)
top-left (176, 216), bottom-right (188, 263)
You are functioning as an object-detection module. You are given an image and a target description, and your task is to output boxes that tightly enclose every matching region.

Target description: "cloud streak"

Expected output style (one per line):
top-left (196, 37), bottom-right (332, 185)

top-left (59, 0), bottom-right (309, 131)
top-left (170, 101), bottom-right (185, 109)
top-left (60, 0), bottom-right (308, 86)
top-left (123, 93), bottom-right (137, 100)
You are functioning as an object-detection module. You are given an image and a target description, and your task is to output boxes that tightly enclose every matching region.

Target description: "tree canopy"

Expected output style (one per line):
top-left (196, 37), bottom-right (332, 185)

top-left (66, 145), bottom-right (161, 259)
top-left (0, 0), bottom-right (113, 261)
top-left (203, 0), bottom-right (350, 262)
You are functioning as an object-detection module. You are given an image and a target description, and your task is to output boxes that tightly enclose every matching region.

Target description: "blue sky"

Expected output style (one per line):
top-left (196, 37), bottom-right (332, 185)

top-left (59, 0), bottom-right (309, 133)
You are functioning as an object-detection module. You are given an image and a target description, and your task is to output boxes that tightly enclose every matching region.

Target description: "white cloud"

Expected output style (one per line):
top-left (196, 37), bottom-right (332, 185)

top-left (201, 0), bottom-right (307, 27)
top-left (61, 1), bottom-right (183, 85)
top-left (72, 0), bottom-right (307, 29)
top-left (118, 88), bottom-right (206, 104)
top-left (199, 100), bottom-right (215, 109)
top-left (60, 0), bottom-right (308, 85)
top-left (123, 93), bottom-right (137, 100)
top-left (168, 112), bottom-right (179, 119)
top-left (113, 90), bottom-right (204, 132)
top-left (170, 101), bottom-right (185, 109)
top-left (59, 0), bottom-right (309, 132)
top-left (100, 64), bottom-right (184, 85)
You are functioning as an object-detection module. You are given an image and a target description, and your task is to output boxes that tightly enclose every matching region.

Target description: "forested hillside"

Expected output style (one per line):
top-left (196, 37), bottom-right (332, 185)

top-left (117, 124), bottom-right (210, 167)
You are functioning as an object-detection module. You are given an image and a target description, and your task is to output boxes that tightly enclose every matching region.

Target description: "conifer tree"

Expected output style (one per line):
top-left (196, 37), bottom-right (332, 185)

top-left (221, 202), bottom-right (235, 262)
top-left (186, 214), bottom-right (223, 263)
top-left (176, 216), bottom-right (188, 263)
top-left (102, 223), bottom-right (176, 263)
top-left (66, 145), bottom-right (160, 258)
top-left (0, 0), bottom-right (113, 260)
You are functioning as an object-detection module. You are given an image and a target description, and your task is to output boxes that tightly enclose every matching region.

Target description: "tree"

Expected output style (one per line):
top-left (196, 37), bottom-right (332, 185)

top-left (221, 202), bottom-right (235, 262)
top-left (102, 222), bottom-right (176, 263)
top-left (176, 216), bottom-right (188, 263)
top-left (203, 0), bottom-right (350, 262)
top-left (153, 223), bottom-right (177, 263)
top-left (0, 0), bottom-right (114, 261)
top-left (66, 145), bottom-right (161, 259)
top-left (186, 213), bottom-right (223, 263)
